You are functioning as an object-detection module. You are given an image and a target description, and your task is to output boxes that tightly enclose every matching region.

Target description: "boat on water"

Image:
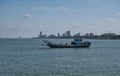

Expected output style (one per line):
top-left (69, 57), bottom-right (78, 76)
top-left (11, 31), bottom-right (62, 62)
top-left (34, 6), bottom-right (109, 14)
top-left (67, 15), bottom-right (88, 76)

top-left (43, 39), bottom-right (91, 48)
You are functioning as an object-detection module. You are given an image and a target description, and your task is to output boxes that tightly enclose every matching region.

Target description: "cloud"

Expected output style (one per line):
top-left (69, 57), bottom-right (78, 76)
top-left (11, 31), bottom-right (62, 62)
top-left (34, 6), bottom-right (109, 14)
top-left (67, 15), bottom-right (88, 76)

top-left (107, 18), bottom-right (115, 22)
top-left (24, 14), bottom-right (32, 19)
top-left (60, 6), bottom-right (68, 11)
top-left (117, 12), bottom-right (120, 16)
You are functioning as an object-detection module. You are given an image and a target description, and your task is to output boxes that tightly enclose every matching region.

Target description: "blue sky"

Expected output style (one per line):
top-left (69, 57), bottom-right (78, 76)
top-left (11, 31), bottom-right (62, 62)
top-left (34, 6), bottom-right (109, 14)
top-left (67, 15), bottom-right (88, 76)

top-left (0, 0), bottom-right (120, 38)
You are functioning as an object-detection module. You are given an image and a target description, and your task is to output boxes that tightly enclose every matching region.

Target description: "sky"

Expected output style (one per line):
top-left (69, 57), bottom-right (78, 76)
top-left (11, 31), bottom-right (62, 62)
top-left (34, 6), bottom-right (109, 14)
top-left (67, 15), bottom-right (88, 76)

top-left (0, 0), bottom-right (120, 38)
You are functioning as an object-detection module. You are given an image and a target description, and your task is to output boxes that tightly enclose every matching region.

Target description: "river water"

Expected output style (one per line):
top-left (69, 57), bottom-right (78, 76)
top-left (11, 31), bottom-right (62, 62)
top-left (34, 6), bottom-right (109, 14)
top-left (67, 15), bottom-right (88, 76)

top-left (0, 39), bottom-right (120, 76)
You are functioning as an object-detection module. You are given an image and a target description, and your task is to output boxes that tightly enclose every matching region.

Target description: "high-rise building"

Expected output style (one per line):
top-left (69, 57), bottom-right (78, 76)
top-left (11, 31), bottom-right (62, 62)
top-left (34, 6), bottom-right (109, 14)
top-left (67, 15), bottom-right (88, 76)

top-left (76, 33), bottom-right (80, 37)
top-left (74, 33), bottom-right (80, 38)
top-left (57, 33), bottom-right (60, 37)
top-left (90, 33), bottom-right (94, 36)
top-left (85, 33), bottom-right (90, 36)
top-left (40, 31), bottom-right (42, 37)
top-left (66, 31), bottom-right (71, 37)
top-left (38, 31), bottom-right (43, 38)
top-left (61, 31), bottom-right (71, 37)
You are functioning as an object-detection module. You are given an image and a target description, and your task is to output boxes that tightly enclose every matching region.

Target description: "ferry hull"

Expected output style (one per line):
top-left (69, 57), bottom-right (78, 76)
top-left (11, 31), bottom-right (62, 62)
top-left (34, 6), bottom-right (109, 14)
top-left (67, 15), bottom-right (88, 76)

top-left (47, 43), bottom-right (91, 48)
top-left (43, 40), bottom-right (91, 48)
top-left (48, 45), bottom-right (90, 48)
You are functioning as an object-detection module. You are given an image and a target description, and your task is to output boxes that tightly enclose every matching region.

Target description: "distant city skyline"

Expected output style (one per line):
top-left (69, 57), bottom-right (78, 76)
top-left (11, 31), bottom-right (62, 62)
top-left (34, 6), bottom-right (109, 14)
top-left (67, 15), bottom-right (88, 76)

top-left (0, 0), bottom-right (120, 38)
top-left (35, 31), bottom-right (120, 39)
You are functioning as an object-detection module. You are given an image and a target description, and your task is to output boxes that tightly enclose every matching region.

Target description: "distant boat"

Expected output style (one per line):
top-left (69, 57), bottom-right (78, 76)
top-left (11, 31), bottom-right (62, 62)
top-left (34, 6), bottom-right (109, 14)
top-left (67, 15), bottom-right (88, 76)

top-left (43, 39), bottom-right (91, 48)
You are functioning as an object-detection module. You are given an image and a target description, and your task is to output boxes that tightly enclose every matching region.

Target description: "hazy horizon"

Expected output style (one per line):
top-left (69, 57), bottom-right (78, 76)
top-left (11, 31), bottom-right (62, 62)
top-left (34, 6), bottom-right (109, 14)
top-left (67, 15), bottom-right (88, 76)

top-left (0, 0), bottom-right (120, 38)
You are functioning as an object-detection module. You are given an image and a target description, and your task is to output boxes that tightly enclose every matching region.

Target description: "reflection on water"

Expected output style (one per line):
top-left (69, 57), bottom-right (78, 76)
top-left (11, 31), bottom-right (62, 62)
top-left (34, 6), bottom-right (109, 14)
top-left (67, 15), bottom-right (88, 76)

top-left (0, 39), bottom-right (120, 76)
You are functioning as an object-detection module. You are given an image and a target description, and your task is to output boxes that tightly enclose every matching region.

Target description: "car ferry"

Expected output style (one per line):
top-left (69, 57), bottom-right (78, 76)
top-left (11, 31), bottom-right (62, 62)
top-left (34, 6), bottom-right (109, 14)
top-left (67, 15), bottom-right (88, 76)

top-left (43, 39), bottom-right (91, 48)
